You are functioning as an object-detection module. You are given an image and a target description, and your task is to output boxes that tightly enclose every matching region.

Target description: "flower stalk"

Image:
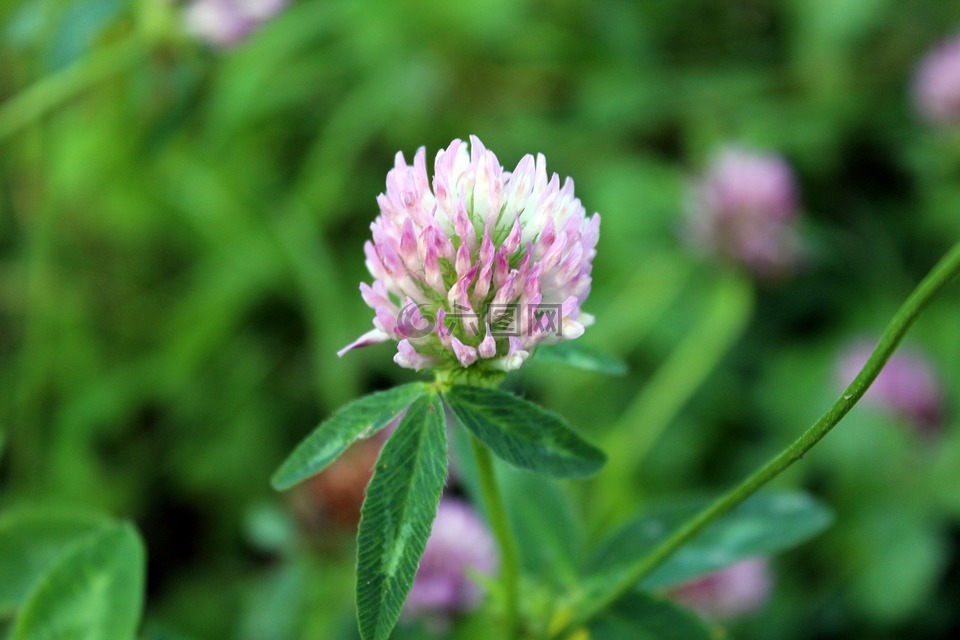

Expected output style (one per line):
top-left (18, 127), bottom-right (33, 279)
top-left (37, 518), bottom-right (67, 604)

top-left (594, 271), bottom-right (754, 526)
top-left (470, 435), bottom-right (522, 638)
top-left (554, 239), bottom-right (960, 637)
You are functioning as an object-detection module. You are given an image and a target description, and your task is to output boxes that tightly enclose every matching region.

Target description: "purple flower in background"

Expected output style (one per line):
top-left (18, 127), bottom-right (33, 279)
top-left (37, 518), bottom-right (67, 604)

top-left (914, 34), bottom-right (960, 126)
top-left (183, 0), bottom-right (288, 48)
top-left (836, 341), bottom-right (945, 432)
top-left (339, 136), bottom-right (600, 372)
top-left (670, 558), bottom-right (773, 620)
top-left (686, 147), bottom-right (803, 279)
top-left (404, 498), bottom-right (497, 620)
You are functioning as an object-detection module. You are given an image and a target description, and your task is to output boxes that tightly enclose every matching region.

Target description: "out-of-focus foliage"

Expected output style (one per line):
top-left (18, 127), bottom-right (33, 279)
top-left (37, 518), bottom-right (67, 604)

top-left (0, 509), bottom-right (145, 638)
top-left (2, 0), bottom-right (960, 638)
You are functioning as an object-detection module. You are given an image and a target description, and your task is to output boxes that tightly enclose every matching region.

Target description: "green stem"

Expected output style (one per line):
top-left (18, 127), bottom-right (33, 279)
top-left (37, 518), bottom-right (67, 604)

top-left (0, 38), bottom-right (141, 142)
top-left (555, 239), bottom-right (960, 637)
top-left (471, 435), bottom-right (521, 638)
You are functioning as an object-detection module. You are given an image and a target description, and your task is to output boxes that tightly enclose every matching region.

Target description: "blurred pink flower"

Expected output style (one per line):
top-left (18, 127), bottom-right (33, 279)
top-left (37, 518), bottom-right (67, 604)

top-left (404, 498), bottom-right (497, 620)
top-left (837, 341), bottom-right (945, 432)
top-left (183, 0), bottom-right (287, 48)
top-left (914, 34), bottom-right (960, 126)
top-left (671, 558), bottom-right (773, 620)
top-left (686, 147), bottom-right (803, 279)
top-left (340, 136), bottom-right (599, 372)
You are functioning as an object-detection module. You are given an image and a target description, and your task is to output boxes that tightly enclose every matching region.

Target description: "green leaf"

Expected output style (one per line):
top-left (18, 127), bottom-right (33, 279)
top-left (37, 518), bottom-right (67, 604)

top-left (271, 383), bottom-right (425, 490)
top-left (0, 508), bottom-right (112, 615)
top-left (588, 592), bottom-right (713, 640)
top-left (532, 342), bottom-right (628, 376)
top-left (11, 522), bottom-right (145, 640)
top-left (444, 385), bottom-right (605, 478)
top-left (356, 392), bottom-right (448, 640)
top-left (590, 491), bottom-right (832, 590)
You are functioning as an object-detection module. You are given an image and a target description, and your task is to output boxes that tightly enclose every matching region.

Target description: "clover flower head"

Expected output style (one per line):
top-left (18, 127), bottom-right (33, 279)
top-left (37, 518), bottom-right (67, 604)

top-left (404, 498), bottom-right (497, 619)
top-left (183, 0), bottom-right (287, 48)
top-left (914, 33), bottom-right (960, 126)
top-left (339, 136), bottom-right (600, 373)
top-left (837, 341), bottom-right (945, 432)
top-left (671, 558), bottom-right (773, 620)
top-left (686, 146), bottom-right (802, 279)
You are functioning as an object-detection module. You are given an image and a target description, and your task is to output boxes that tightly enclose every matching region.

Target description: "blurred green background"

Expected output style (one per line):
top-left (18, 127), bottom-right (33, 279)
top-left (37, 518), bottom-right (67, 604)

top-left (3, 0), bottom-right (960, 638)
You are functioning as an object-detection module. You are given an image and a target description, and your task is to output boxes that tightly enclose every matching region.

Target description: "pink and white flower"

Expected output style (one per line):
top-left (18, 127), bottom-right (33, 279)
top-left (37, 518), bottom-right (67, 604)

top-left (914, 34), bottom-right (960, 126)
top-left (340, 136), bottom-right (600, 372)
top-left (405, 498), bottom-right (497, 619)
top-left (836, 341), bottom-right (945, 432)
top-left (183, 0), bottom-right (288, 48)
top-left (671, 558), bottom-right (773, 620)
top-left (686, 147), bottom-right (802, 279)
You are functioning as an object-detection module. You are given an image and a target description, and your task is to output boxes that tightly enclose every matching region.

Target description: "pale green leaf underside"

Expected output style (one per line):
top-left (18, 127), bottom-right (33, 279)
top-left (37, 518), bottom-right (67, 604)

top-left (271, 383), bottom-right (425, 490)
top-left (444, 385), bottom-right (606, 478)
top-left (11, 522), bottom-right (146, 640)
top-left (590, 491), bottom-right (833, 590)
top-left (589, 591), bottom-right (713, 640)
top-left (501, 468), bottom-right (583, 588)
top-left (356, 391), bottom-right (447, 640)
